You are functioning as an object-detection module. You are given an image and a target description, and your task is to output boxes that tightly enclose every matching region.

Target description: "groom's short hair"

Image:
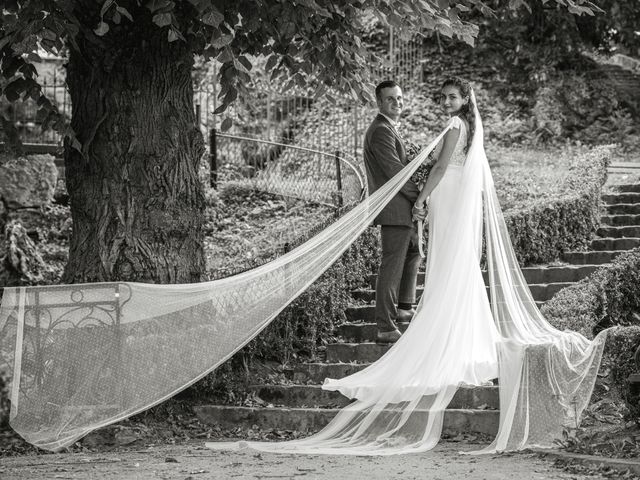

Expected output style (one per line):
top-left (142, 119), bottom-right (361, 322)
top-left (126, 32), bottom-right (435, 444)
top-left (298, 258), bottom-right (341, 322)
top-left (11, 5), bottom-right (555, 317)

top-left (375, 80), bottom-right (400, 102)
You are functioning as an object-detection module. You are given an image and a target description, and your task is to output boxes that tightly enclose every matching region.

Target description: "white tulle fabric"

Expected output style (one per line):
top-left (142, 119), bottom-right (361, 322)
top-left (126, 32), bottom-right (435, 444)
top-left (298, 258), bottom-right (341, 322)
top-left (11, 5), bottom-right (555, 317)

top-left (0, 123), bottom-right (450, 452)
top-left (0, 93), bottom-right (606, 454)
top-left (206, 92), bottom-right (608, 455)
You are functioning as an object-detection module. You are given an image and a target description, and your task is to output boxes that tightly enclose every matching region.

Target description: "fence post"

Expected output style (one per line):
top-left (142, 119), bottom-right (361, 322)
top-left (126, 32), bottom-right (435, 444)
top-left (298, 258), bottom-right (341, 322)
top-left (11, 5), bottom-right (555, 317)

top-left (353, 106), bottom-right (359, 160)
top-left (335, 150), bottom-right (343, 210)
top-left (209, 128), bottom-right (217, 189)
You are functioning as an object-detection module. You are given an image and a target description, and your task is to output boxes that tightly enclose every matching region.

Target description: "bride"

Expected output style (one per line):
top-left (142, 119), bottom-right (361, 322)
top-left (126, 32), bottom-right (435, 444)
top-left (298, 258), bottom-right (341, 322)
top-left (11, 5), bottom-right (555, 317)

top-left (206, 77), bottom-right (608, 455)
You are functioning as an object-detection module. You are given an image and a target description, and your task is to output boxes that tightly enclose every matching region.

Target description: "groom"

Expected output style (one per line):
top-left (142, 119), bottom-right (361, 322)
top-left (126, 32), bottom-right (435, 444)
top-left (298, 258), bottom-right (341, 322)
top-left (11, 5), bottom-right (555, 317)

top-left (364, 80), bottom-right (423, 344)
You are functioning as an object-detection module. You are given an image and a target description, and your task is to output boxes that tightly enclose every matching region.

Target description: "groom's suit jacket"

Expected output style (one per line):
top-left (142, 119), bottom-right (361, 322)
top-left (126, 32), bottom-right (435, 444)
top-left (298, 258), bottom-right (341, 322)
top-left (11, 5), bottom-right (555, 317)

top-left (364, 114), bottom-right (420, 226)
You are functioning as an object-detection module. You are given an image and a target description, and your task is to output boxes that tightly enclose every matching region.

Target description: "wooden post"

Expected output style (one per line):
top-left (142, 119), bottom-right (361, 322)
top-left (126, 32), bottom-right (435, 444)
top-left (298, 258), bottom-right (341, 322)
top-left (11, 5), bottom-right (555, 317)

top-left (209, 128), bottom-right (217, 189)
top-left (335, 150), bottom-right (343, 210)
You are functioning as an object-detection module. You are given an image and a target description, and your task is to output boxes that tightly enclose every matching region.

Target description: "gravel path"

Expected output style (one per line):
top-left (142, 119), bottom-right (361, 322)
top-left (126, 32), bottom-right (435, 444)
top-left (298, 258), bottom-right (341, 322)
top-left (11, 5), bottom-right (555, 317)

top-left (0, 441), bottom-right (613, 480)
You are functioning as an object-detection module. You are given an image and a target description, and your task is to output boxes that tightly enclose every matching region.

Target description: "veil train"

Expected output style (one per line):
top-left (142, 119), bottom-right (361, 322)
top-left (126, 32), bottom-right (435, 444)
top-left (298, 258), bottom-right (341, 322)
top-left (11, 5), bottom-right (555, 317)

top-left (206, 90), bottom-right (608, 455)
top-left (0, 92), bottom-right (606, 453)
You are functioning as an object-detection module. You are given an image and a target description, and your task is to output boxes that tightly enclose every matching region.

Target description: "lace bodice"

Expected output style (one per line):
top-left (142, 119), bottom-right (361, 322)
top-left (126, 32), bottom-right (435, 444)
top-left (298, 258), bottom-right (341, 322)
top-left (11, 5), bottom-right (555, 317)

top-left (431, 116), bottom-right (468, 167)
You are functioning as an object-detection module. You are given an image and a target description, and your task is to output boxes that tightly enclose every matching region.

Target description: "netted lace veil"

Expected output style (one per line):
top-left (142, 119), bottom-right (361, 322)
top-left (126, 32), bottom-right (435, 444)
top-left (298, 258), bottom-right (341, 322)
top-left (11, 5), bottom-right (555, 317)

top-left (205, 90), bottom-right (608, 455)
top-left (0, 90), bottom-right (606, 454)
top-left (0, 119), bottom-right (451, 451)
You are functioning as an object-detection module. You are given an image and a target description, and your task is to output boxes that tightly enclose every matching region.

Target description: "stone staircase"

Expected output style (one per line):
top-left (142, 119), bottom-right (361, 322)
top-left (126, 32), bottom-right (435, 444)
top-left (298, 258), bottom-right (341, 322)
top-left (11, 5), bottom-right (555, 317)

top-left (194, 182), bottom-right (640, 436)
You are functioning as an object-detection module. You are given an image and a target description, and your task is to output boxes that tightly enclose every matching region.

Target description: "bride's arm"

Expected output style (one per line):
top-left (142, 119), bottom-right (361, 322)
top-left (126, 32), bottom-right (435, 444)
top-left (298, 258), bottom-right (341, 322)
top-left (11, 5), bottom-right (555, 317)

top-left (415, 126), bottom-right (461, 206)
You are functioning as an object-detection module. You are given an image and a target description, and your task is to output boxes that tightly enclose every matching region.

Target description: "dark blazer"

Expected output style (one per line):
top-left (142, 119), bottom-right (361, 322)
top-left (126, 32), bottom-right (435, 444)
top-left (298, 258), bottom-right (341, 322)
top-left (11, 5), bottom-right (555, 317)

top-left (364, 114), bottom-right (420, 226)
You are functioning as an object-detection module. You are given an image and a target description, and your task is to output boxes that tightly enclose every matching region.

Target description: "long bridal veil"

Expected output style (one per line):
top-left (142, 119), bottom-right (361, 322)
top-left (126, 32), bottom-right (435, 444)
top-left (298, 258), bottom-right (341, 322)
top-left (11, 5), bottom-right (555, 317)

top-left (0, 91), bottom-right (606, 454)
top-left (0, 121), bottom-right (450, 452)
top-left (206, 91), bottom-right (608, 455)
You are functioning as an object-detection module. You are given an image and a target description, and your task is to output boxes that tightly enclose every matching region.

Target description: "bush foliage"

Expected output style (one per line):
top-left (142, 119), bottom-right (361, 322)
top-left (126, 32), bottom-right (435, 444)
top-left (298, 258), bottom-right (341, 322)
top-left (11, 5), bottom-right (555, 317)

top-left (543, 248), bottom-right (640, 417)
top-left (503, 145), bottom-right (611, 265)
top-left (543, 248), bottom-right (640, 337)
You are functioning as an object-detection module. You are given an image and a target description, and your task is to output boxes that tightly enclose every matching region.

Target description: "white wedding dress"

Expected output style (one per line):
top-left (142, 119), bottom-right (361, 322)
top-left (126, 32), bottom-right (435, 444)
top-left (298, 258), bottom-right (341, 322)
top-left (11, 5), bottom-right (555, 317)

top-left (322, 115), bottom-right (500, 399)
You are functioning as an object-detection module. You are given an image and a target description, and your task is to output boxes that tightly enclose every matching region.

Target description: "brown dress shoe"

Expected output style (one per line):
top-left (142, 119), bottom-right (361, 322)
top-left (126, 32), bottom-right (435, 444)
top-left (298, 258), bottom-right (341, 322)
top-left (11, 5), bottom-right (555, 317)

top-left (376, 329), bottom-right (402, 344)
top-left (396, 308), bottom-right (416, 322)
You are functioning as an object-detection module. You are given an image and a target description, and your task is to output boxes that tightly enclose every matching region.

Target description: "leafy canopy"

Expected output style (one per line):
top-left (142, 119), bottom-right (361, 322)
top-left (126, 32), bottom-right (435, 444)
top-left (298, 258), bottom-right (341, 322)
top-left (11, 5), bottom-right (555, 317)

top-left (0, 0), bottom-right (600, 136)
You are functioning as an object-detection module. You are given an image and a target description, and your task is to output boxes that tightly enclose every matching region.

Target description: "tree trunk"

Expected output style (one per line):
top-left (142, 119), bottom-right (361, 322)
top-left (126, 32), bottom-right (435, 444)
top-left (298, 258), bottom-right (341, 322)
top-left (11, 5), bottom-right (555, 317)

top-left (62, 9), bottom-right (205, 284)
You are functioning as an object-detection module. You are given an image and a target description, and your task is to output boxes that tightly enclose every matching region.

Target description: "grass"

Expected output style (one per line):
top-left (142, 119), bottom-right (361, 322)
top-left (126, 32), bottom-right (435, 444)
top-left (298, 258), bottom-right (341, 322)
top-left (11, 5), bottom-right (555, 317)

top-left (488, 145), bottom-right (575, 212)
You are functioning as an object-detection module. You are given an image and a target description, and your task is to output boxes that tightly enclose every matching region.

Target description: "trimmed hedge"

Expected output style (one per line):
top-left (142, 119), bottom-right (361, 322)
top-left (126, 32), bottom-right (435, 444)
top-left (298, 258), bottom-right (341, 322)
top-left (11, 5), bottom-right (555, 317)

top-left (542, 248), bottom-right (640, 417)
top-left (603, 327), bottom-right (640, 419)
top-left (503, 145), bottom-right (611, 265)
top-left (542, 247), bottom-right (640, 336)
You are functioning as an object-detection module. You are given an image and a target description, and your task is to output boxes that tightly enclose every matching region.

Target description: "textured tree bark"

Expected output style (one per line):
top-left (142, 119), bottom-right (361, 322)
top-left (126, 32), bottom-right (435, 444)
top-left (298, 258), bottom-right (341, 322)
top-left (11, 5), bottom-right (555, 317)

top-left (62, 8), bottom-right (205, 284)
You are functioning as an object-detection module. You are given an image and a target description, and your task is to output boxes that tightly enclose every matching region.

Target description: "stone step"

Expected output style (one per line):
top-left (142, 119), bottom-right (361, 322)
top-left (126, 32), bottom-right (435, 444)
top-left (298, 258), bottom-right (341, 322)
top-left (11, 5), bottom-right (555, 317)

top-left (562, 250), bottom-right (624, 265)
top-left (504, 265), bottom-right (600, 284)
top-left (589, 237), bottom-right (640, 251)
top-left (194, 405), bottom-right (500, 437)
top-left (596, 225), bottom-right (640, 238)
top-left (606, 203), bottom-right (640, 215)
top-left (290, 362), bottom-right (369, 384)
top-left (368, 265), bottom-right (600, 289)
top-left (337, 322), bottom-right (411, 342)
top-left (354, 282), bottom-right (571, 303)
top-left (346, 301), bottom-right (546, 323)
top-left (602, 192), bottom-right (640, 204)
top-left (327, 342), bottom-right (391, 363)
top-left (600, 214), bottom-right (640, 226)
top-left (615, 184), bottom-right (640, 193)
top-left (249, 384), bottom-right (499, 409)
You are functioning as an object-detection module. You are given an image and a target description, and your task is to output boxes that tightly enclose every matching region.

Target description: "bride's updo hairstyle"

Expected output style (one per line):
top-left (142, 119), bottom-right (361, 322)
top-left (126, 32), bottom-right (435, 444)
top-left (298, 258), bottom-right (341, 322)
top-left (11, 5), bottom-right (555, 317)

top-left (441, 76), bottom-right (475, 153)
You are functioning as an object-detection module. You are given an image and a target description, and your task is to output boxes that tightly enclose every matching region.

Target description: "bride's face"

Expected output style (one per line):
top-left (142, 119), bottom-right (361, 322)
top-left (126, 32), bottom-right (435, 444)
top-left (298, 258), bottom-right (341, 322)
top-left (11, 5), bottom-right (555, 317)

top-left (440, 86), bottom-right (467, 115)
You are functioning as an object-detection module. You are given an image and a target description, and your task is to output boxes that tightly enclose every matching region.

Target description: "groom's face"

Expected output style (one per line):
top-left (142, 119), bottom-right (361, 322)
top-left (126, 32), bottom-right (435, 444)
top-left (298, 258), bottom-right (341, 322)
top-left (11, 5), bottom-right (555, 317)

top-left (377, 86), bottom-right (403, 121)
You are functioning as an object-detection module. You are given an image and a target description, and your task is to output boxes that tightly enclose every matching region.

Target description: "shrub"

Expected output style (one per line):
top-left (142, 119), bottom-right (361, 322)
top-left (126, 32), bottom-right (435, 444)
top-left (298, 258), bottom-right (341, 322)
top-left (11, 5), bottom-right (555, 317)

top-left (542, 248), bottom-right (640, 417)
top-left (603, 326), bottom-right (640, 419)
top-left (543, 247), bottom-right (640, 336)
top-left (503, 145), bottom-right (610, 265)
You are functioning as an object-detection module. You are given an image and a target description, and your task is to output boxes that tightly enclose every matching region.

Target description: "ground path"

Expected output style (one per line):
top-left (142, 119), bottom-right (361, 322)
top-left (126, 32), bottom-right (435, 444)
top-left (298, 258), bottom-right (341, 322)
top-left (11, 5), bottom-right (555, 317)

top-left (0, 441), bottom-right (618, 480)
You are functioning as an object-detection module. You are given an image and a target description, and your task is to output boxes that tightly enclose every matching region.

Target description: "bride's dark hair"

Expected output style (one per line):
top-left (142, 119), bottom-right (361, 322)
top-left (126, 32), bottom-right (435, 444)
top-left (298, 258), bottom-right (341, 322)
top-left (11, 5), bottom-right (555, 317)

top-left (441, 77), bottom-right (475, 153)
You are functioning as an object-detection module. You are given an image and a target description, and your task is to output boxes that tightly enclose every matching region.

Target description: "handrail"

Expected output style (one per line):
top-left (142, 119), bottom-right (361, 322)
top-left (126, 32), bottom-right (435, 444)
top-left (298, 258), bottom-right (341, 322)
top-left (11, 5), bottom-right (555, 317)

top-left (216, 132), bottom-right (366, 200)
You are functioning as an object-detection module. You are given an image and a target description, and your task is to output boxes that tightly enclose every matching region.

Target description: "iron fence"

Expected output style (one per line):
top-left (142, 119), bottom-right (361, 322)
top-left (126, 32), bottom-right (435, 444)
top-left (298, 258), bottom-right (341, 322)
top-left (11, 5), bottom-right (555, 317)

top-left (210, 130), bottom-right (366, 208)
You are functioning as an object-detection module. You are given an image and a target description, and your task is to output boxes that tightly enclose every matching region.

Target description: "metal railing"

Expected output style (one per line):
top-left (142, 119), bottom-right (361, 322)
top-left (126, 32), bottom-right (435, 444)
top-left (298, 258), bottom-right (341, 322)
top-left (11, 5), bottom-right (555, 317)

top-left (210, 130), bottom-right (366, 208)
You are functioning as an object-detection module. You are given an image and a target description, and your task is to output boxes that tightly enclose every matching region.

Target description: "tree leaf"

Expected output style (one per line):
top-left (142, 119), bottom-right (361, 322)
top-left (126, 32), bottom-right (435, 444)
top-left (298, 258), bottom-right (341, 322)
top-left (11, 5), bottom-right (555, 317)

top-left (94, 21), bottom-right (110, 36)
top-left (213, 104), bottom-right (227, 114)
top-left (153, 12), bottom-right (173, 27)
top-left (211, 33), bottom-right (233, 49)
top-left (202, 7), bottom-right (224, 26)
top-left (237, 56), bottom-right (252, 72)
top-left (220, 117), bottom-right (232, 131)
top-left (100, 0), bottom-right (115, 17)
top-left (217, 47), bottom-right (233, 63)
top-left (265, 54), bottom-right (278, 72)
top-left (146, 0), bottom-right (174, 13)
top-left (4, 78), bottom-right (27, 102)
top-left (168, 28), bottom-right (185, 42)
top-left (116, 6), bottom-right (134, 22)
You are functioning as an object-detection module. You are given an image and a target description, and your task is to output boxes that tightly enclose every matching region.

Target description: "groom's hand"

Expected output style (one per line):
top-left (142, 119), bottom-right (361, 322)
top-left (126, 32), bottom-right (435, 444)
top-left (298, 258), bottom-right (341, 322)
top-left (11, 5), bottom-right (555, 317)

top-left (412, 204), bottom-right (427, 222)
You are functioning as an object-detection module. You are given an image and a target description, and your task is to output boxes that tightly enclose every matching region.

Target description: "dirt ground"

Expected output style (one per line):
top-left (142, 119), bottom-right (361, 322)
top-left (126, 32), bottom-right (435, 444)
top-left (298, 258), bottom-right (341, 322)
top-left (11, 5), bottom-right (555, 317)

top-left (0, 440), bottom-right (620, 480)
